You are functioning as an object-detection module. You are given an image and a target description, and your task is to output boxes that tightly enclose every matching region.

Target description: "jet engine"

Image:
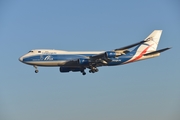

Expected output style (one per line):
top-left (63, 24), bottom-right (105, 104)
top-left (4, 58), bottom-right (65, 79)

top-left (78, 58), bottom-right (90, 65)
top-left (59, 67), bottom-right (83, 73)
top-left (105, 51), bottom-right (117, 58)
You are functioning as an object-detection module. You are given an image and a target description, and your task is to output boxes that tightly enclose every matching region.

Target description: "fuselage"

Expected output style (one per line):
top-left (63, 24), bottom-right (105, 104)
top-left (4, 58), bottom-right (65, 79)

top-left (19, 49), bottom-right (159, 67)
top-left (19, 49), bottom-right (104, 66)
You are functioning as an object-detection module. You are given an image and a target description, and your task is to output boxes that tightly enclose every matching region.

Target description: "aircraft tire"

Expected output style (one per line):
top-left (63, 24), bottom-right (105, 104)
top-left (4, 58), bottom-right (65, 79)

top-left (35, 70), bottom-right (39, 73)
top-left (95, 69), bottom-right (99, 72)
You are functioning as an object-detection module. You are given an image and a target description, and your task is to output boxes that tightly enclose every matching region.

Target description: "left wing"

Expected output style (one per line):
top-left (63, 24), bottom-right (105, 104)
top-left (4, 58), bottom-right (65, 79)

top-left (89, 39), bottom-right (149, 64)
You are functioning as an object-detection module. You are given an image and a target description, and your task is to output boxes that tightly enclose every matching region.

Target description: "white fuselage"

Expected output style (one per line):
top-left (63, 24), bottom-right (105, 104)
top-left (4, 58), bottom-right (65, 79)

top-left (19, 49), bottom-right (105, 66)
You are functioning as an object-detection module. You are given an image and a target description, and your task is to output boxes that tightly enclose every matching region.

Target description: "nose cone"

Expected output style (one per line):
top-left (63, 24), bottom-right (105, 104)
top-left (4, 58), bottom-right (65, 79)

top-left (19, 57), bottom-right (23, 62)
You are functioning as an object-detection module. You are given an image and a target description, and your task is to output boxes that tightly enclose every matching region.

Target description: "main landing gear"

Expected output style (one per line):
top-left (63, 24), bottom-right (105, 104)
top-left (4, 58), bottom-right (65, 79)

top-left (82, 71), bottom-right (86, 75)
top-left (80, 66), bottom-right (99, 75)
top-left (81, 70), bottom-right (86, 75)
top-left (33, 66), bottom-right (39, 73)
top-left (89, 67), bottom-right (99, 73)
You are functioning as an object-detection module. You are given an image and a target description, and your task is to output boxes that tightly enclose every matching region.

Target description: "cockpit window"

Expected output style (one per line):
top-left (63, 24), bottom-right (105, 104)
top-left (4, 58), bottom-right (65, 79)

top-left (38, 51), bottom-right (41, 53)
top-left (28, 51), bottom-right (33, 53)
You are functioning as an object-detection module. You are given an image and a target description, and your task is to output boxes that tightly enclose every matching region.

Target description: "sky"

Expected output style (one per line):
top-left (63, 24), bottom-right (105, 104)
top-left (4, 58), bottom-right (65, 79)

top-left (0, 0), bottom-right (180, 120)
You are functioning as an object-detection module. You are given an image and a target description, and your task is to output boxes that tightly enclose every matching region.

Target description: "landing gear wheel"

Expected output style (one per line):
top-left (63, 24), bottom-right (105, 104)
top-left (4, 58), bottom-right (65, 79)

top-left (82, 72), bottom-right (86, 75)
top-left (89, 68), bottom-right (98, 73)
top-left (94, 68), bottom-right (99, 72)
top-left (35, 70), bottom-right (39, 73)
top-left (33, 66), bottom-right (39, 73)
top-left (81, 69), bottom-right (86, 75)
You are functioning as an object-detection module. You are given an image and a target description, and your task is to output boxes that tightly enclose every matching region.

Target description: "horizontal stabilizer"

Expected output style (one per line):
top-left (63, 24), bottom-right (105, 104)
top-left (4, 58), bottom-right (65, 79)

top-left (143, 47), bottom-right (171, 56)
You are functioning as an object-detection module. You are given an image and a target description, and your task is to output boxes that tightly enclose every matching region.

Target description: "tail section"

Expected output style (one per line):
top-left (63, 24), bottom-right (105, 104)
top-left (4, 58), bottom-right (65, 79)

top-left (133, 30), bottom-right (162, 53)
top-left (143, 30), bottom-right (162, 52)
top-left (125, 30), bottom-right (163, 63)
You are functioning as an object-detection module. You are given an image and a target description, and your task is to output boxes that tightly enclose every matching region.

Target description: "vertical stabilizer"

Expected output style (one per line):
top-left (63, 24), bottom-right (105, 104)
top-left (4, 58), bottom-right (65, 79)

top-left (133, 30), bottom-right (162, 53)
top-left (144, 30), bottom-right (162, 51)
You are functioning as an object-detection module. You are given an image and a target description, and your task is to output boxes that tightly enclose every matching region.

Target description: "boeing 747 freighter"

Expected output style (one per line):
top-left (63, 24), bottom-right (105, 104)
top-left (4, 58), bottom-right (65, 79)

top-left (19, 30), bottom-right (170, 75)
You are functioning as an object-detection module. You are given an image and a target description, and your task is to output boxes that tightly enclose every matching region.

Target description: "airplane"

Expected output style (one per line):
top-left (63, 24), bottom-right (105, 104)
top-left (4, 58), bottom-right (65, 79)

top-left (19, 30), bottom-right (171, 75)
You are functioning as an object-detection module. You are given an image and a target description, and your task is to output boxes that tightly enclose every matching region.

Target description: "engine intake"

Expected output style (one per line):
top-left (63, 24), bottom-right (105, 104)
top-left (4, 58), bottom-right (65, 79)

top-left (78, 58), bottom-right (90, 65)
top-left (105, 51), bottom-right (117, 58)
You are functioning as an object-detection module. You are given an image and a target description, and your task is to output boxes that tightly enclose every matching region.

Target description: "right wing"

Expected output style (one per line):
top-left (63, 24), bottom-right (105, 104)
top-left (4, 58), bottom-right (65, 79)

top-left (143, 47), bottom-right (171, 56)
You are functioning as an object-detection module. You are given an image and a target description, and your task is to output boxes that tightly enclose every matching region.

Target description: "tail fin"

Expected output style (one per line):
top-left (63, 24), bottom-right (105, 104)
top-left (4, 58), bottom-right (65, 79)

top-left (132, 30), bottom-right (162, 53)
top-left (144, 30), bottom-right (162, 51)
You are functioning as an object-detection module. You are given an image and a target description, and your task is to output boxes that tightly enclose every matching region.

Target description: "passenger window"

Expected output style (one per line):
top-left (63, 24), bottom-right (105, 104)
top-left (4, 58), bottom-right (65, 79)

top-left (38, 51), bottom-right (41, 53)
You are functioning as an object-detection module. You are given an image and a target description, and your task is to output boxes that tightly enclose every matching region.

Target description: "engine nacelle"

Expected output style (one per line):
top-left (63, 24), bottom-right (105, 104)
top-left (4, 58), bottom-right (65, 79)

top-left (59, 67), bottom-right (71, 72)
top-left (105, 51), bottom-right (117, 58)
top-left (59, 67), bottom-right (84, 73)
top-left (78, 58), bottom-right (90, 65)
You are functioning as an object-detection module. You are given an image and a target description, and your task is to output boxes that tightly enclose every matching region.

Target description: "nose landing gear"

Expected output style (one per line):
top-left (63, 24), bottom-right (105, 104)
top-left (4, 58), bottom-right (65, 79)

top-left (35, 69), bottom-right (39, 73)
top-left (33, 66), bottom-right (39, 73)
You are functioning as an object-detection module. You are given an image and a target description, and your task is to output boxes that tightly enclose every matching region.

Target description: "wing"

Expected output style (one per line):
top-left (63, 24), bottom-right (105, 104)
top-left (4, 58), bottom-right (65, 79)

top-left (143, 47), bottom-right (171, 56)
top-left (63, 59), bottom-right (79, 66)
top-left (62, 40), bottom-right (149, 68)
top-left (90, 39), bottom-right (148, 62)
